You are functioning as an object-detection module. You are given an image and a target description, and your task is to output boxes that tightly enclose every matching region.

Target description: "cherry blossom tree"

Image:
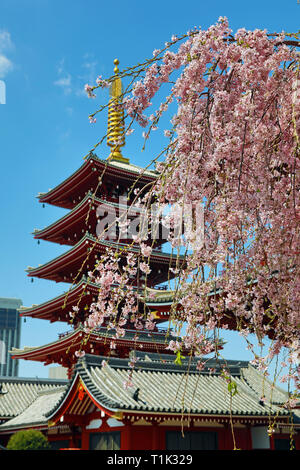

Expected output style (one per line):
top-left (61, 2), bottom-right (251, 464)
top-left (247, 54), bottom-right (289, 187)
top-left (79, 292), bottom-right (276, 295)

top-left (84, 18), bottom-right (299, 406)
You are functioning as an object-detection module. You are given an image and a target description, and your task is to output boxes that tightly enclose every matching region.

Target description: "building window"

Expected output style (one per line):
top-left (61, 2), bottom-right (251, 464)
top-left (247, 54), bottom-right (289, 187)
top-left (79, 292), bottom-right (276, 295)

top-left (0, 308), bottom-right (17, 329)
top-left (166, 431), bottom-right (218, 450)
top-left (89, 431), bottom-right (120, 450)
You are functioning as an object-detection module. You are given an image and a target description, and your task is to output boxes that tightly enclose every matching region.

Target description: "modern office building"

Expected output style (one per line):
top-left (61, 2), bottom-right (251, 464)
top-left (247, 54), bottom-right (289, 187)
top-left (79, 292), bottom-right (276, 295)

top-left (0, 298), bottom-right (22, 377)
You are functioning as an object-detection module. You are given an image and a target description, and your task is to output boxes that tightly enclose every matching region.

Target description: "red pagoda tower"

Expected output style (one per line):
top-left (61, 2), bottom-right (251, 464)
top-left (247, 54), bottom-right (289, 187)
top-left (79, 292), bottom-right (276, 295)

top-left (13, 59), bottom-right (183, 378)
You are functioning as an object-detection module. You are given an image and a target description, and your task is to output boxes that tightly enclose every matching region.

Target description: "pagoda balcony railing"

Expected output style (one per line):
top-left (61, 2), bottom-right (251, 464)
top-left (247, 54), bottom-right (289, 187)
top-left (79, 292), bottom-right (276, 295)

top-left (58, 324), bottom-right (172, 339)
top-left (94, 326), bottom-right (172, 336)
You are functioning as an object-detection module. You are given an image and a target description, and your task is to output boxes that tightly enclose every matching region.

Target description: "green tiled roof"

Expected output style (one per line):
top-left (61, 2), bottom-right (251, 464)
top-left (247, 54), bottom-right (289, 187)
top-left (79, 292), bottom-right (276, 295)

top-left (47, 353), bottom-right (293, 420)
top-left (0, 387), bottom-right (66, 431)
top-left (1, 354), bottom-right (298, 433)
top-left (240, 363), bottom-right (290, 406)
top-left (0, 377), bottom-right (68, 420)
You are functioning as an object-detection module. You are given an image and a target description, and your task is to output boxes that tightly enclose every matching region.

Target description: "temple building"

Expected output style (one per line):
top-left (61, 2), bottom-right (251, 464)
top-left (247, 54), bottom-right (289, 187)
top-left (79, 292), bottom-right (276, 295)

top-left (0, 60), bottom-right (299, 451)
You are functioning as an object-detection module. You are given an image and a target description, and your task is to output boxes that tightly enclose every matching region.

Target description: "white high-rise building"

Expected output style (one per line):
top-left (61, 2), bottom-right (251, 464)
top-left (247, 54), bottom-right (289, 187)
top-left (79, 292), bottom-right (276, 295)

top-left (0, 298), bottom-right (22, 377)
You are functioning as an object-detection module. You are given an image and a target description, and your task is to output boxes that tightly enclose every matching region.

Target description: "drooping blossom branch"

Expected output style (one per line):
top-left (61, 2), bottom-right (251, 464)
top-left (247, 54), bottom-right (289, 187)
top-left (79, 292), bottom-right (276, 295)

top-left (83, 18), bottom-right (299, 403)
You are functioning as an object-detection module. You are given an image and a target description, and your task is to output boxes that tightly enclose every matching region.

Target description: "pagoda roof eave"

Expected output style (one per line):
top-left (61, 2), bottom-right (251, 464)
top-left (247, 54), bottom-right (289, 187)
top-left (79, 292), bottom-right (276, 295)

top-left (18, 279), bottom-right (99, 321)
top-left (38, 154), bottom-right (158, 209)
top-left (33, 193), bottom-right (150, 245)
top-left (10, 326), bottom-right (177, 364)
top-left (26, 234), bottom-right (94, 283)
top-left (19, 279), bottom-right (178, 324)
top-left (33, 193), bottom-right (96, 243)
top-left (10, 327), bottom-right (86, 361)
top-left (26, 233), bottom-right (183, 284)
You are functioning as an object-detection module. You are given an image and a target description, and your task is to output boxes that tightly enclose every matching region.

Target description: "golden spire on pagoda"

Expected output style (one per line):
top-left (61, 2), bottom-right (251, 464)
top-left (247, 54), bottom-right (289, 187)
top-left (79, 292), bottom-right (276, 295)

top-left (107, 59), bottom-right (129, 163)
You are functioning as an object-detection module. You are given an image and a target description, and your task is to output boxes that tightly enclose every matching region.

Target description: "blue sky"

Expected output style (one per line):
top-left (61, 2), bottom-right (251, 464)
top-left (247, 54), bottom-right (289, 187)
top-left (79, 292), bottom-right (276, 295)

top-left (0, 0), bottom-right (298, 379)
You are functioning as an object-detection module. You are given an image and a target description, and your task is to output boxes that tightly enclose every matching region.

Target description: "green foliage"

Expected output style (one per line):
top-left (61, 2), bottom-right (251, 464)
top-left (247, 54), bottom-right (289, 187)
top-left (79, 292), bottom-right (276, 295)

top-left (7, 429), bottom-right (50, 450)
top-left (221, 369), bottom-right (238, 397)
top-left (174, 351), bottom-right (185, 366)
top-left (227, 380), bottom-right (238, 397)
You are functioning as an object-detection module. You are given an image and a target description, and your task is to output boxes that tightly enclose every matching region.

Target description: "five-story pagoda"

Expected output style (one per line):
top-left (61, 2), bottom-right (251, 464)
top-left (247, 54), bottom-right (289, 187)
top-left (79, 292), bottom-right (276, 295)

top-left (12, 60), bottom-right (183, 378)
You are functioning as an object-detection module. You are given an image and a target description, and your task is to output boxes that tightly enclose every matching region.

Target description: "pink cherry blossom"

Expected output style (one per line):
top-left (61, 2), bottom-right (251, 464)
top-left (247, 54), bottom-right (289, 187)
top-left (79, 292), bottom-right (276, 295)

top-left (85, 18), bottom-right (300, 398)
top-left (140, 262), bottom-right (151, 274)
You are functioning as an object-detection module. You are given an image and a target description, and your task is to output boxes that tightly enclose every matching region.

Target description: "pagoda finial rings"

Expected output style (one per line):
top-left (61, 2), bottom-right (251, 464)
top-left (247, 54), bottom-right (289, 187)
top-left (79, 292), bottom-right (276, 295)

top-left (114, 58), bottom-right (120, 74)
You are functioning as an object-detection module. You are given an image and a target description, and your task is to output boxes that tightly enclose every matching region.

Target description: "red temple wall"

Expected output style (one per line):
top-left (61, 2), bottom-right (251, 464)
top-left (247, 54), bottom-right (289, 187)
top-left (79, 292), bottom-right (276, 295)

top-left (69, 418), bottom-right (299, 451)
